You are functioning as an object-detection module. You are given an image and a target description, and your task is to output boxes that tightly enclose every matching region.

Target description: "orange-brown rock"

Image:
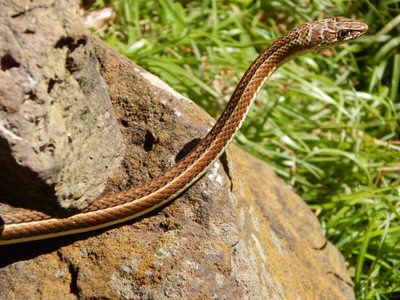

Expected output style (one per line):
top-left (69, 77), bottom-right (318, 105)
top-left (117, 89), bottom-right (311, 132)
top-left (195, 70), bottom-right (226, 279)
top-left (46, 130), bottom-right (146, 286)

top-left (0, 33), bottom-right (354, 299)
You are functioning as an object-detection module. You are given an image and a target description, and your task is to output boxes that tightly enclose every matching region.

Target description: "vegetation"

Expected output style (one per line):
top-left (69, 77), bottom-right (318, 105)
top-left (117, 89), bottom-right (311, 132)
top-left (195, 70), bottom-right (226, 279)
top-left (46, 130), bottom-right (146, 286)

top-left (91, 0), bottom-right (399, 298)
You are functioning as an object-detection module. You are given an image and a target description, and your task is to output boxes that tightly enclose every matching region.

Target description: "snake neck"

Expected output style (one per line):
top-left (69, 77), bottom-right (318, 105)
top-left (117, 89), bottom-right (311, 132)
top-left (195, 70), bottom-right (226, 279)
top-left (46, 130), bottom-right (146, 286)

top-left (206, 31), bottom-right (306, 143)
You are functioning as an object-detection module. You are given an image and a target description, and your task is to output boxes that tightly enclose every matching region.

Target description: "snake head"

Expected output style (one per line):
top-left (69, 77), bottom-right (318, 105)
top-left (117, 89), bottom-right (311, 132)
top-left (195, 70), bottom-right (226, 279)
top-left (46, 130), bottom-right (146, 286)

top-left (277, 17), bottom-right (368, 64)
top-left (310, 17), bottom-right (368, 47)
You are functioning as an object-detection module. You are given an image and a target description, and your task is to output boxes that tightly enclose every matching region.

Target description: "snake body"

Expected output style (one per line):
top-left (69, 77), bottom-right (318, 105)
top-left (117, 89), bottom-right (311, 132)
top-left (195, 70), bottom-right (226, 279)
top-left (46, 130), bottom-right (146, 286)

top-left (0, 17), bottom-right (367, 245)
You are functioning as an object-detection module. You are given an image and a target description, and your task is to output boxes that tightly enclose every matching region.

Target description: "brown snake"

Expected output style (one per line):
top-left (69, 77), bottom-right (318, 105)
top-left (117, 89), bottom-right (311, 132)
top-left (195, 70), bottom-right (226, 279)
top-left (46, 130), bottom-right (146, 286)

top-left (0, 17), bottom-right (367, 245)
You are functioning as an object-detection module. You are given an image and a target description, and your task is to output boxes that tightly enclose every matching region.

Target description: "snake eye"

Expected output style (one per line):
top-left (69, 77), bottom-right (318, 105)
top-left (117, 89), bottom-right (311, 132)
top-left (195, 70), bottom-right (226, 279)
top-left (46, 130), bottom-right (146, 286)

top-left (338, 30), bottom-right (349, 38)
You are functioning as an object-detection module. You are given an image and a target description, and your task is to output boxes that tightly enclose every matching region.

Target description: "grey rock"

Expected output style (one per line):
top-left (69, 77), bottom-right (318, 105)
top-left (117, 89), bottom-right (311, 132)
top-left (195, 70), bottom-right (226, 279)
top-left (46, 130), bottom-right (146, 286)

top-left (0, 0), bottom-right (124, 213)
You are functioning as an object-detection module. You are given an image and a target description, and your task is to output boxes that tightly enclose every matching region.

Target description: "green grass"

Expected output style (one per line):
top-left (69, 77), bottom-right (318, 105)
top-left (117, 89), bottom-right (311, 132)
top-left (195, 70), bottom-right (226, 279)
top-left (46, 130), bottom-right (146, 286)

top-left (90, 0), bottom-right (400, 298)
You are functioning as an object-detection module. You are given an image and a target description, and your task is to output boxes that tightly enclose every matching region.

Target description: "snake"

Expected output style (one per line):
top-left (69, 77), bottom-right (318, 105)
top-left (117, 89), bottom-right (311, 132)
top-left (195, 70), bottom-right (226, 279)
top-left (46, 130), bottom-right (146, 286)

top-left (0, 17), bottom-right (368, 245)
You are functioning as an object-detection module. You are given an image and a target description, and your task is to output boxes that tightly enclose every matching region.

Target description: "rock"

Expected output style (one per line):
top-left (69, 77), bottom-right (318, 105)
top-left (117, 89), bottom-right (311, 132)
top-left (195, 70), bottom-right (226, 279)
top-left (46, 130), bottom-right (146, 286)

top-left (0, 32), bottom-right (354, 299)
top-left (0, 0), bottom-right (124, 213)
